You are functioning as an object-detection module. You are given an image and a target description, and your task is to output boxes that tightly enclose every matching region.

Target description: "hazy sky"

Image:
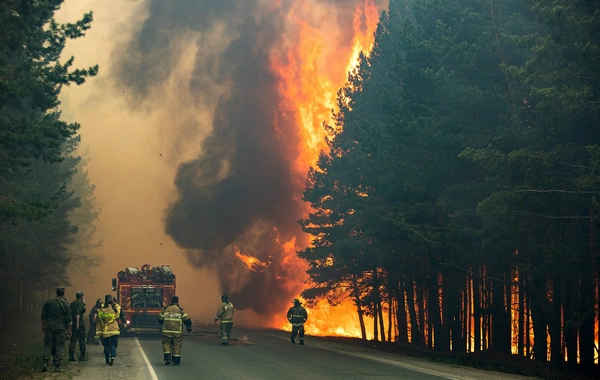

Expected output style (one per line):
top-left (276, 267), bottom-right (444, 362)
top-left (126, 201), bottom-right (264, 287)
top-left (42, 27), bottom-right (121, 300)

top-left (57, 0), bottom-right (387, 328)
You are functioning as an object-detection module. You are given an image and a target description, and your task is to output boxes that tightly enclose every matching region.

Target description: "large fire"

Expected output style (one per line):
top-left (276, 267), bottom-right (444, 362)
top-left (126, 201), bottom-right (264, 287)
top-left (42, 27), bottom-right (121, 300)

top-left (270, 0), bottom-right (381, 338)
top-left (232, 0), bottom-right (383, 337)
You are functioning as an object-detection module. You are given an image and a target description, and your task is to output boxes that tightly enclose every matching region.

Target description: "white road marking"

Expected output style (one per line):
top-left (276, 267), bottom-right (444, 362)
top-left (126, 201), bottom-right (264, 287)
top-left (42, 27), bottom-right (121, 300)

top-left (270, 334), bottom-right (472, 380)
top-left (135, 337), bottom-right (159, 380)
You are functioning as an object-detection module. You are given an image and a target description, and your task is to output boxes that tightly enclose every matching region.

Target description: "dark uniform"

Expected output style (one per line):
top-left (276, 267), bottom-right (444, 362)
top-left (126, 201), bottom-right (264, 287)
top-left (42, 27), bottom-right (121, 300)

top-left (87, 299), bottom-right (102, 344)
top-left (41, 286), bottom-right (72, 372)
top-left (69, 291), bottom-right (87, 361)
top-left (158, 296), bottom-right (192, 365)
top-left (287, 299), bottom-right (308, 345)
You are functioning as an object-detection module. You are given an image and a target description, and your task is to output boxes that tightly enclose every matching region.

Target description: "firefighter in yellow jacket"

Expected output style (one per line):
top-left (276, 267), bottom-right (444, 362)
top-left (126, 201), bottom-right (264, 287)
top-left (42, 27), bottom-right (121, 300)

top-left (214, 294), bottom-right (234, 345)
top-left (96, 294), bottom-right (126, 366)
top-left (158, 296), bottom-right (192, 365)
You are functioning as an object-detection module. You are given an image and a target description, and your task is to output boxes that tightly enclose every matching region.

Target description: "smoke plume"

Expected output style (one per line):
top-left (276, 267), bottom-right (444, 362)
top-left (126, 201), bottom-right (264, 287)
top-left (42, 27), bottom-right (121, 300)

top-left (114, 0), bottom-right (385, 316)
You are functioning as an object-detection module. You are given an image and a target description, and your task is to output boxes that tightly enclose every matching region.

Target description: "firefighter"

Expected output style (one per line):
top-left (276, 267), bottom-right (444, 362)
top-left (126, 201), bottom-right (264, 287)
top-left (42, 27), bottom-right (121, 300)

top-left (287, 299), bottom-right (308, 345)
top-left (41, 286), bottom-right (72, 372)
top-left (214, 294), bottom-right (234, 345)
top-left (69, 290), bottom-right (87, 362)
top-left (96, 294), bottom-right (126, 366)
top-left (87, 299), bottom-right (102, 345)
top-left (158, 296), bottom-right (192, 365)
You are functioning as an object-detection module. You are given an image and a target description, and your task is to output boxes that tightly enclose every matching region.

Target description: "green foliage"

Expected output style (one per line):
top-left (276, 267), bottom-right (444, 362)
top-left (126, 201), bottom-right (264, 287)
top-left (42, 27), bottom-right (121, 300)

top-left (0, 0), bottom-right (100, 323)
top-left (299, 0), bottom-right (600, 366)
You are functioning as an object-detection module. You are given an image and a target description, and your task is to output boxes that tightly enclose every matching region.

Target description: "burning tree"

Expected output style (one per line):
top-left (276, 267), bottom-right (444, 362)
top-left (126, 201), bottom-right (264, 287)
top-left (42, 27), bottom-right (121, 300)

top-left (300, 0), bottom-right (600, 376)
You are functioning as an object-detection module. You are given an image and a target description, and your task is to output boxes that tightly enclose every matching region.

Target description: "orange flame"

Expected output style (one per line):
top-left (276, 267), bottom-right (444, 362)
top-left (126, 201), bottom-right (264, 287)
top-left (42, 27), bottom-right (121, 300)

top-left (234, 246), bottom-right (271, 272)
top-left (269, 0), bottom-right (382, 337)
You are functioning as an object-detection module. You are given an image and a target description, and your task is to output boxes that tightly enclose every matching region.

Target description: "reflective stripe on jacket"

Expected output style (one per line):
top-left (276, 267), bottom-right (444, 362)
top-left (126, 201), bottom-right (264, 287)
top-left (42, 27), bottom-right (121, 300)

top-left (287, 306), bottom-right (308, 326)
top-left (216, 302), bottom-right (234, 323)
top-left (95, 303), bottom-right (121, 338)
top-left (158, 304), bottom-right (190, 337)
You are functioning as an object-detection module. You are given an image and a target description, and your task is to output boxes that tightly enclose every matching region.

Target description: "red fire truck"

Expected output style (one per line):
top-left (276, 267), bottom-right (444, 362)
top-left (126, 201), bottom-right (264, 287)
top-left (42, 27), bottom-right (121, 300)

top-left (111, 264), bottom-right (176, 329)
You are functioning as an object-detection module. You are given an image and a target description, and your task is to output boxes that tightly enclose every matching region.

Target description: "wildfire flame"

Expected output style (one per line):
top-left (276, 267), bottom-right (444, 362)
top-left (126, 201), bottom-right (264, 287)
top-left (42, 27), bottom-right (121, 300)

top-left (234, 246), bottom-right (271, 272)
top-left (269, 0), bottom-right (382, 337)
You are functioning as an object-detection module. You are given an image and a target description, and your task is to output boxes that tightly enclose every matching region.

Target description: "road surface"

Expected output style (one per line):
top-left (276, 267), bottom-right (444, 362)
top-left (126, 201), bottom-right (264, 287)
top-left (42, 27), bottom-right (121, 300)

top-left (67, 325), bottom-right (537, 380)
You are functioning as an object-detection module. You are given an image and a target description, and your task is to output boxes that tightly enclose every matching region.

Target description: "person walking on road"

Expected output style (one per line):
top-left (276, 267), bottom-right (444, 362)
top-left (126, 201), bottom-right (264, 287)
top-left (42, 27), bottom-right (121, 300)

top-left (41, 286), bottom-right (72, 372)
top-left (69, 290), bottom-right (87, 362)
top-left (158, 296), bottom-right (192, 365)
top-left (287, 299), bottom-right (308, 345)
top-left (96, 294), bottom-right (127, 366)
top-left (86, 298), bottom-right (102, 345)
top-left (214, 294), bottom-right (234, 345)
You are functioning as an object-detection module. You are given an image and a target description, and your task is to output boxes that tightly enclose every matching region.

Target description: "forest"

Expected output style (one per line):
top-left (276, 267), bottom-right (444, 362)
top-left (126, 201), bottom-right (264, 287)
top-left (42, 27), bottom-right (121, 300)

top-left (0, 1), bottom-right (100, 328)
top-left (299, 0), bottom-right (600, 376)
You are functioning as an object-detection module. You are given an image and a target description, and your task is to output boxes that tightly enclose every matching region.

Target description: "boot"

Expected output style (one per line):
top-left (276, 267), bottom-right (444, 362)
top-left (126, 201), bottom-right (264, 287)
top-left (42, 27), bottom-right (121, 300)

top-left (164, 353), bottom-right (172, 365)
top-left (42, 359), bottom-right (48, 372)
top-left (54, 365), bottom-right (64, 372)
top-left (79, 352), bottom-right (86, 361)
top-left (69, 351), bottom-right (76, 362)
top-left (290, 336), bottom-right (295, 344)
top-left (173, 356), bottom-right (180, 365)
top-left (109, 357), bottom-right (114, 366)
top-left (300, 338), bottom-right (304, 345)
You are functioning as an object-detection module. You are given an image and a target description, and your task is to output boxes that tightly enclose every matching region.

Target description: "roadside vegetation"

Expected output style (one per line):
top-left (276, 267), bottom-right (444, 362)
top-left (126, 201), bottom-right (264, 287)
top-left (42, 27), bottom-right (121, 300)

top-left (0, 0), bottom-right (100, 330)
top-left (299, 0), bottom-right (600, 377)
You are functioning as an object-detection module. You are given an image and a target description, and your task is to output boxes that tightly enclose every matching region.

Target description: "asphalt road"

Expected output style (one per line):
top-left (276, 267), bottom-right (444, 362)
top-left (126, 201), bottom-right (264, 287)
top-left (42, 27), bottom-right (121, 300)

top-left (135, 326), bottom-right (461, 380)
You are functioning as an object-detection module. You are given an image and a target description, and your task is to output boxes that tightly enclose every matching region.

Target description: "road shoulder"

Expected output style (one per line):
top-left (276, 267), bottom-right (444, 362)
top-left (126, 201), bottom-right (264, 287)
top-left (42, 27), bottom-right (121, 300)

top-left (69, 337), bottom-right (153, 380)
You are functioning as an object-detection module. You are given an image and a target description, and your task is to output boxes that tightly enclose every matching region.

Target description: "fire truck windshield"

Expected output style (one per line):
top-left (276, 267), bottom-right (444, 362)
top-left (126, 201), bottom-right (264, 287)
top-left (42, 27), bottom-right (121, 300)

top-left (131, 288), bottom-right (163, 309)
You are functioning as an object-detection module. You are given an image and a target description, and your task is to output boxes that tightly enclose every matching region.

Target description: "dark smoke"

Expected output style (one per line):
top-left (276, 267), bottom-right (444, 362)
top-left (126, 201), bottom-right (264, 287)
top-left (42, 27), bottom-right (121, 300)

top-left (114, 0), bottom-right (384, 316)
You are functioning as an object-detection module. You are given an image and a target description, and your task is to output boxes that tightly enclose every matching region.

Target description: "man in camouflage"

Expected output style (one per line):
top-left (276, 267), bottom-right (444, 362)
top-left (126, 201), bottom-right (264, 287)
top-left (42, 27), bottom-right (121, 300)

top-left (86, 298), bottom-right (102, 345)
top-left (41, 286), bottom-right (72, 372)
top-left (158, 296), bottom-right (192, 365)
top-left (69, 290), bottom-right (87, 362)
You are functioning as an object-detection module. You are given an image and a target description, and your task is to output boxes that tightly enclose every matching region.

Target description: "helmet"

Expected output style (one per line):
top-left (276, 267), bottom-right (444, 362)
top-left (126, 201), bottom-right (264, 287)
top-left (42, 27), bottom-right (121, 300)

top-left (293, 299), bottom-right (301, 305)
top-left (105, 294), bottom-right (114, 304)
top-left (171, 296), bottom-right (179, 304)
top-left (221, 294), bottom-right (228, 302)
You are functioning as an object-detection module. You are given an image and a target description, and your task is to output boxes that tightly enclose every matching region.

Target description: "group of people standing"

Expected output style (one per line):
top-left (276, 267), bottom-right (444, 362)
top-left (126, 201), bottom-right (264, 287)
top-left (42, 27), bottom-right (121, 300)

top-left (41, 287), bottom-right (127, 372)
top-left (41, 287), bottom-right (308, 372)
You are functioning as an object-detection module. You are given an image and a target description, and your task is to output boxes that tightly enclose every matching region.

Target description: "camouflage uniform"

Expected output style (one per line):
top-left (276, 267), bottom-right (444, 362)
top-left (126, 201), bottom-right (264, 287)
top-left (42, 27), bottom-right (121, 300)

top-left (69, 292), bottom-right (87, 361)
top-left (158, 298), bottom-right (192, 365)
top-left (41, 287), bottom-right (72, 372)
top-left (86, 299), bottom-right (101, 344)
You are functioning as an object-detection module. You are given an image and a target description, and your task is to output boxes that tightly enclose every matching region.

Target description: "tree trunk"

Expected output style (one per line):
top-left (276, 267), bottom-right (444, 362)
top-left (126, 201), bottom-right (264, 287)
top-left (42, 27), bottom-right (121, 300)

top-left (417, 283), bottom-right (426, 347)
top-left (530, 275), bottom-right (548, 363)
top-left (473, 272), bottom-right (481, 352)
top-left (406, 275), bottom-right (421, 346)
top-left (579, 256), bottom-right (595, 374)
top-left (396, 281), bottom-right (408, 343)
top-left (491, 264), bottom-right (511, 353)
top-left (550, 275), bottom-right (562, 369)
top-left (518, 272), bottom-right (524, 356)
top-left (352, 275), bottom-right (367, 340)
top-left (373, 299), bottom-right (379, 342)
top-left (387, 291), bottom-right (393, 342)
top-left (563, 272), bottom-right (576, 370)
top-left (428, 271), bottom-right (446, 351)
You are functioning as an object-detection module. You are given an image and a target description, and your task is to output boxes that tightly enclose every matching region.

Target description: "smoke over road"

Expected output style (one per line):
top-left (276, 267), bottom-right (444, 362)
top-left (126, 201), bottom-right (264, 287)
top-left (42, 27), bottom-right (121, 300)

top-left (114, 0), bottom-right (385, 316)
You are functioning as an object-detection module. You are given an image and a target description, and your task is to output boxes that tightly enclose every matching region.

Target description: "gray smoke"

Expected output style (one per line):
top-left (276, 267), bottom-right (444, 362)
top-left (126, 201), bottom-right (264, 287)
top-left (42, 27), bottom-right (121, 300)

top-left (114, 0), bottom-right (384, 315)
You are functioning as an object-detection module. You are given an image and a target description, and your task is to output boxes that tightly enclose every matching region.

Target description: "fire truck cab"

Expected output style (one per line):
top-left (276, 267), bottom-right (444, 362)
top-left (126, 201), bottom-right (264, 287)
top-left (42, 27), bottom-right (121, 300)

top-left (111, 264), bottom-right (176, 330)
